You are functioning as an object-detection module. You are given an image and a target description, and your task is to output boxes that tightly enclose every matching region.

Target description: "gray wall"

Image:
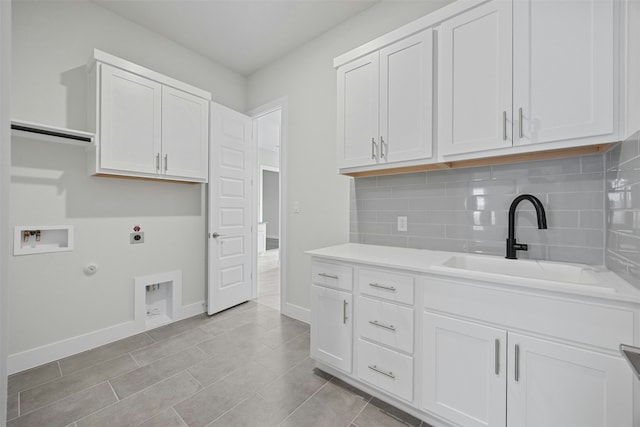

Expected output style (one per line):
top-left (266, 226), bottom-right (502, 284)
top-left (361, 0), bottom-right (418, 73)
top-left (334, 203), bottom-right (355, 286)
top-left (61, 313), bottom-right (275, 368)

top-left (351, 154), bottom-right (605, 265)
top-left (263, 170), bottom-right (280, 238)
top-left (10, 0), bottom-right (245, 355)
top-left (1, 0), bottom-right (11, 421)
top-left (247, 0), bottom-right (455, 311)
top-left (606, 130), bottom-right (640, 287)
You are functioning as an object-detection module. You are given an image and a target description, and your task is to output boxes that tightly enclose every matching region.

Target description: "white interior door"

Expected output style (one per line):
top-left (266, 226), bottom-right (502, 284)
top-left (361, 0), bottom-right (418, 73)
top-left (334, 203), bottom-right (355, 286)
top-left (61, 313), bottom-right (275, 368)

top-left (208, 102), bottom-right (253, 315)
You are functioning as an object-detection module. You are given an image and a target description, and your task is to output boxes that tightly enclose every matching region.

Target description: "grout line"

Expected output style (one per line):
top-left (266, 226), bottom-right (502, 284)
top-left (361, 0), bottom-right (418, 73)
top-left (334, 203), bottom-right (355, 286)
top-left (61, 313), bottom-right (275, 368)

top-left (171, 407), bottom-right (189, 427)
top-left (106, 380), bottom-right (120, 401)
top-left (348, 394), bottom-right (372, 426)
top-left (276, 377), bottom-right (332, 426)
top-left (205, 393), bottom-right (255, 426)
top-left (183, 369), bottom-right (206, 390)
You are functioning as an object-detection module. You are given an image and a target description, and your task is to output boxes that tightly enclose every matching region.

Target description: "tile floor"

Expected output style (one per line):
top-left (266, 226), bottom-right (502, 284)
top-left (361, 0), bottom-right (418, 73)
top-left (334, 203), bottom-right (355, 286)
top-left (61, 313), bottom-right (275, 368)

top-left (257, 249), bottom-right (280, 311)
top-left (6, 300), bottom-right (430, 427)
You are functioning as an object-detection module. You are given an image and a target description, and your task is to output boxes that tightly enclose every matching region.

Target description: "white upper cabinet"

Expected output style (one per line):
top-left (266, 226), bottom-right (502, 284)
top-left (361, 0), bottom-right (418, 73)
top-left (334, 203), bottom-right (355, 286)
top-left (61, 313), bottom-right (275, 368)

top-left (99, 64), bottom-right (162, 175)
top-left (334, 0), bottom-right (636, 175)
top-left (88, 50), bottom-right (211, 183)
top-left (379, 30), bottom-right (434, 164)
top-left (337, 53), bottom-right (379, 169)
top-left (439, 0), bottom-right (617, 158)
top-left (513, 0), bottom-right (614, 147)
top-left (438, 0), bottom-right (513, 156)
top-left (161, 86), bottom-right (209, 181)
top-left (337, 29), bottom-right (434, 171)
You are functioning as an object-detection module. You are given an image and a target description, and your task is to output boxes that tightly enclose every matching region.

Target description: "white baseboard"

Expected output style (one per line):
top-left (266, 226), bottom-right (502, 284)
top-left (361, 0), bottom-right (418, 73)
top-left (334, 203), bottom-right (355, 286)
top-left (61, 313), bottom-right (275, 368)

top-left (8, 321), bottom-right (139, 375)
top-left (8, 300), bottom-right (206, 375)
top-left (281, 301), bottom-right (310, 324)
top-left (179, 301), bottom-right (206, 320)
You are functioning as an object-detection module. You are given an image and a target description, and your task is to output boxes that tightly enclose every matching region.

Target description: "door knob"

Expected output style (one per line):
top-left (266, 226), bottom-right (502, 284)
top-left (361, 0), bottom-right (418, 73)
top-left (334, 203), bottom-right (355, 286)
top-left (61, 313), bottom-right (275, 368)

top-left (210, 232), bottom-right (225, 238)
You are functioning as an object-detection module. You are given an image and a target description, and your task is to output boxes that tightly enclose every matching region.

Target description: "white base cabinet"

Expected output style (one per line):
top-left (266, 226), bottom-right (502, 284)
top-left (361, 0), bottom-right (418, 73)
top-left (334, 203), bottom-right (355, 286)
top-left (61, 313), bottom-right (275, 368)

top-left (507, 333), bottom-right (632, 427)
top-left (422, 312), bottom-right (507, 427)
top-left (309, 254), bottom-right (637, 427)
top-left (310, 285), bottom-right (352, 374)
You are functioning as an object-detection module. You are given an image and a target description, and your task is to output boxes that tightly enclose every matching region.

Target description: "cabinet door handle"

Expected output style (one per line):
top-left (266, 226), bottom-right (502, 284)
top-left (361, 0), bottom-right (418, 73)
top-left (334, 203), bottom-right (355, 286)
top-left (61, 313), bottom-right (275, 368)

top-left (371, 138), bottom-right (377, 159)
top-left (369, 320), bottom-right (396, 331)
top-left (164, 154), bottom-right (168, 172)
top-left (343, 300), bottom-right (348, 324)
top-left (369, 282), bottom-right (396, 292)
top-left (503, 111), bottom-right (507, 141)
top-left (156, 153), bottom-right (160, 172)
top-left (380, 136), bottom-right (385, 158)
top-left (515, 344), bottom-right (520, 382)
top-left (518, 107), bottom-right (524, 139)
top-left (495, 339), bottom-right (500, 375)
top-left (368, 365), bottom-right (395, 379)
top-left (318, 273), bottom-right (338, 279)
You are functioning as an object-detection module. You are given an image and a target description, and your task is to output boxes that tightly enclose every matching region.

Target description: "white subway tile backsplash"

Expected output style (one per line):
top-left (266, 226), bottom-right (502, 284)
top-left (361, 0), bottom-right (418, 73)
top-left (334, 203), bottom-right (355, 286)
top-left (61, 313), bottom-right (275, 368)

top-left (352, 152), bottom-right (609, 266)
top-left (376, 172), bottom-right (427, 187)
top-left (407, 237), bottom-right (467, 252)
top-left (581, 154), bottom-right (605, 173)
top-left (547, 192), bottom-right (603, 211)
top-left (391, 184), bottom-right (444, 199)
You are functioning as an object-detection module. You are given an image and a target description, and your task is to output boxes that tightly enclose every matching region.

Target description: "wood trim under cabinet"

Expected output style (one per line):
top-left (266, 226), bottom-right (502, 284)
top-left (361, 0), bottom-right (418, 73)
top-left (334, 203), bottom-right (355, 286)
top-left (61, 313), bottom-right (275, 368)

top-left (343, 143), bottom-right (613, 177)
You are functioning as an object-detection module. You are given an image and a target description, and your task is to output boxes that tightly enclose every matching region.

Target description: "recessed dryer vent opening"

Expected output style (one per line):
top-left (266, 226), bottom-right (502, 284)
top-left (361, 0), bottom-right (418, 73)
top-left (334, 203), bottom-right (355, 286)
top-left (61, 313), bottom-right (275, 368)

top-left (134, 271), bottom-right (182, 330)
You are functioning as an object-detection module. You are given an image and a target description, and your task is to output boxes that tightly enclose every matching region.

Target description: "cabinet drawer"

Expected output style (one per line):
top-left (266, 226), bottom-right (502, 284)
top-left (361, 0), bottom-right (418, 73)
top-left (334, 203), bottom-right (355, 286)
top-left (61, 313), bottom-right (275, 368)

top-left (358, 296), bottom-right (414, 353)
top-left (357, 339), bottom-right (413, 402)
top-left (359, 268), bottom-right (414, 304)
top-left (312, 260), bottom-right (353, 291)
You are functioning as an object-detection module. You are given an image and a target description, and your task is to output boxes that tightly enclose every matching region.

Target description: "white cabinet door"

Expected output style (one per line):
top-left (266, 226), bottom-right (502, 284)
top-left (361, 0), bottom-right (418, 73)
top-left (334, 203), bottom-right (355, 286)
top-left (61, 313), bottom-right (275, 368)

top-left (311, 285), bottom-right (353, 373)
top-left (507, 333), bottom-right (632, 427)
top-left (99, 64), bottom-right (161, 174)
top-left (513, 0), bottom-right (614, 147)
top-left (438, 0), bottom-right (513, 156)
top-left (161, 86), bottom-right (209, 181)
top-left (423, 312), bottom-right (507, 427)
top-left (379, 29), bottom-right (433, 163)
top-left (337, 53), bottom-right (379, 169)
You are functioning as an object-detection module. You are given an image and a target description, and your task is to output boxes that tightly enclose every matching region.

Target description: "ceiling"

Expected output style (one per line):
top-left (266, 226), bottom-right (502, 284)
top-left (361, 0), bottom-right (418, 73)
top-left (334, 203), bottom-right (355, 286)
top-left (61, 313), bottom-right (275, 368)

top-left (92, 0), bottom-right (379, 76)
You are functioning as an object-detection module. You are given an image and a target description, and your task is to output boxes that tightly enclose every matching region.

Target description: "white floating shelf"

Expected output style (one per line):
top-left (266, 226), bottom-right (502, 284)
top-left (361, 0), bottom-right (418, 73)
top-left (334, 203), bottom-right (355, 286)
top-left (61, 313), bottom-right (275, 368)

top-left (14, 225), bottom-right (74, 255)
top-left (11, 119), bottom-right (94, 146)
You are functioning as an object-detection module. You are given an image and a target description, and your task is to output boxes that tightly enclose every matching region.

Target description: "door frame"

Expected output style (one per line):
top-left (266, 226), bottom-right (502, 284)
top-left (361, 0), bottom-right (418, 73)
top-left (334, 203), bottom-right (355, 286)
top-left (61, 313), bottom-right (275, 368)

top-left (247, 97), bottom-right (288, 314)
top-left (0, 0), bottom-right (10, 421)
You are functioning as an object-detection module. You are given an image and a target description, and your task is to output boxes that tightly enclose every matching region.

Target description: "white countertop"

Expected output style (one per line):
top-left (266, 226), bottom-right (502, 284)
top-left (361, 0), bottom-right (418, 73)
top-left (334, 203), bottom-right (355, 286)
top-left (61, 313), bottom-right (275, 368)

top-left (306, 243), bottom-right (640, 304)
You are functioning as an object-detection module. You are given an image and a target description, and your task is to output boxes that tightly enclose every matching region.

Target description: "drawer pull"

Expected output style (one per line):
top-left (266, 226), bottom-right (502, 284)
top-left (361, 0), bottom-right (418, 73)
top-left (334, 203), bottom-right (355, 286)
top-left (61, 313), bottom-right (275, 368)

top-left (495, 339), bottom-right (500, 375)
top-left (318, 273), bottom-right (339, 280)
top-left (368, 365), bottom-right (395, 379)
top-left (343, 300), bottom-right (348, 324)
top-left (369, 283), bottom-right (396, 292)
top-left (369, 320), bottom-right (396, 331)
top-left (515, 344), bottom-right (520, 382)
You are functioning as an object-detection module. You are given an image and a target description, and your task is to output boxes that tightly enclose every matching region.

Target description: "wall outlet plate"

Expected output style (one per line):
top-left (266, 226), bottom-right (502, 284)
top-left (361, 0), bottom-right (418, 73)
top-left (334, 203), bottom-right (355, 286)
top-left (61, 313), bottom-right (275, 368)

top-left (397, 216), bottom-right (408, 232)
top-left (130, 232), bottom-right (144, 244)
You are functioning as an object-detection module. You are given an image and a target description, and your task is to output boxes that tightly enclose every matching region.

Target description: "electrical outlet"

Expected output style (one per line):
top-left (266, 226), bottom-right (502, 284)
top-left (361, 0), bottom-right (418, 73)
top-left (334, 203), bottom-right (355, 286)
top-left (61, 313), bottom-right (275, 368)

top-left (397, 216), bottom-right (408, 232)
top-left (130, 232), bottom-right (144, 244)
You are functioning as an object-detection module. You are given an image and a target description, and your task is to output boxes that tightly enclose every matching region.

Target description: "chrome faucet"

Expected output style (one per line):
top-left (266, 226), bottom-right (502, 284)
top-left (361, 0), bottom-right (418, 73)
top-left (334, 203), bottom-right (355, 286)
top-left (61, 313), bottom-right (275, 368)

top-left (506, 194), bottom-right (547, 259)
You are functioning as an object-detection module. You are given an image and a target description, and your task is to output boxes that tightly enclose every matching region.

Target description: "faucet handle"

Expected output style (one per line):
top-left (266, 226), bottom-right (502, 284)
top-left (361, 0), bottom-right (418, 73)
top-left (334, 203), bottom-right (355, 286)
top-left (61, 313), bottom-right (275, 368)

top-left (514, 243), bottom-right (528, 251)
